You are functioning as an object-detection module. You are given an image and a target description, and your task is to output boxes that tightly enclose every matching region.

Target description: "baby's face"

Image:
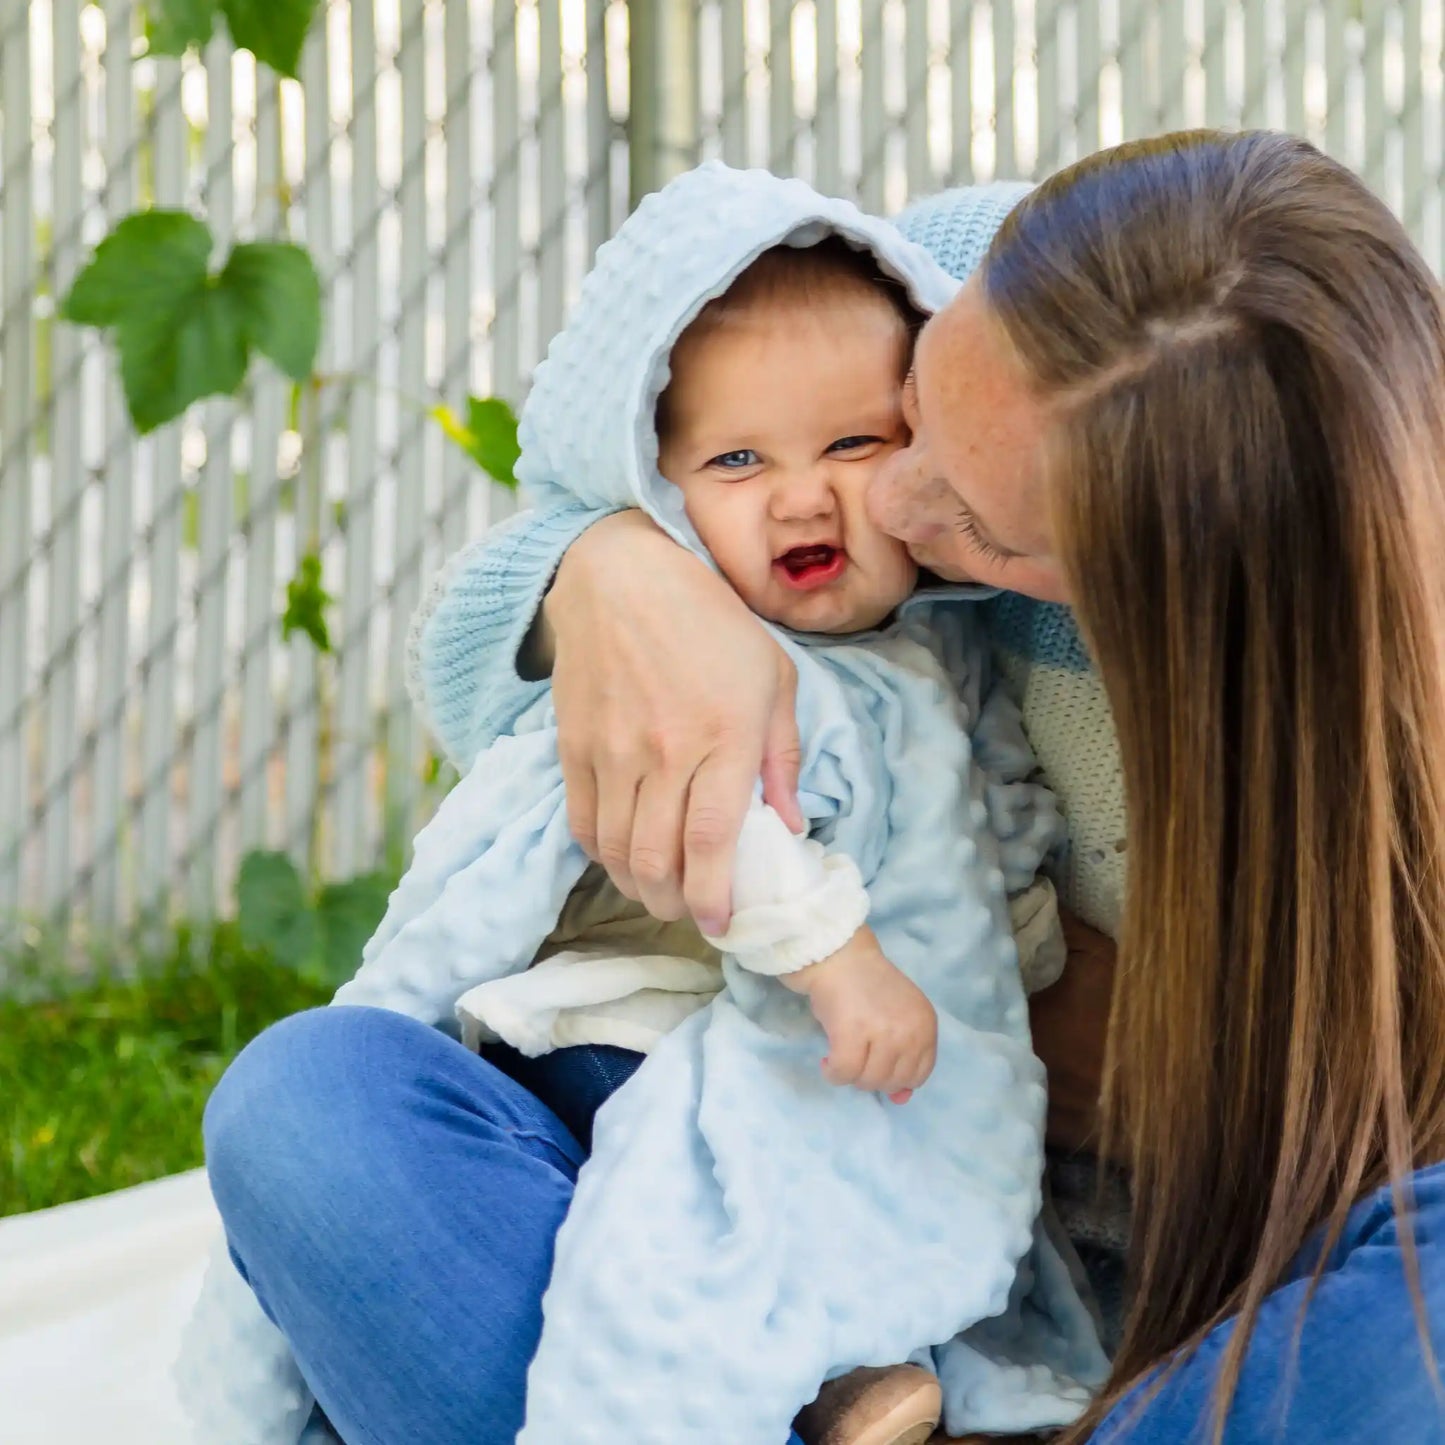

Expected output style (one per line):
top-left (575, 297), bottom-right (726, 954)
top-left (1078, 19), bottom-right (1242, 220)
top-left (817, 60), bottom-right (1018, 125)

top-left (657, 295), bottom-right (919, 635)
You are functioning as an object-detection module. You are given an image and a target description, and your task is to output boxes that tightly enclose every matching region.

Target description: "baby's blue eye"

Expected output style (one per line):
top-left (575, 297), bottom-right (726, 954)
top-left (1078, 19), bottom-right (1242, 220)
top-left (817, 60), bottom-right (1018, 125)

top-left (828, 435), bottom-right (882, 454)
top-left (708, 449), bottom-right (760, 470)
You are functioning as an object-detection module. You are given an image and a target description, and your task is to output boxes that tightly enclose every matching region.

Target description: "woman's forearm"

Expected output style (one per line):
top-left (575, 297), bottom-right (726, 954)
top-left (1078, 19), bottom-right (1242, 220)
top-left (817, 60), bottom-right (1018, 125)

top-left (538, 507), bottom-right (803, 927)
top-left (529, 511), bottom-right (674, 677)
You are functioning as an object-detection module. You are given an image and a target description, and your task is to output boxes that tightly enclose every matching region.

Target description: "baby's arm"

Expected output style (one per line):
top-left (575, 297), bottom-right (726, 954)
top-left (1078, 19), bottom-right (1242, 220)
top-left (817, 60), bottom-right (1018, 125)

top-left (703, 799), bottom-right (937, 1101)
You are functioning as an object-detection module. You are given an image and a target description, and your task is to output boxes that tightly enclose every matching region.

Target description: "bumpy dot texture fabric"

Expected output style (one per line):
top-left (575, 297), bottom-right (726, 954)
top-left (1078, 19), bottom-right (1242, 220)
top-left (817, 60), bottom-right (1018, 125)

top-left (175, 164), bottom-right (1107, 1443)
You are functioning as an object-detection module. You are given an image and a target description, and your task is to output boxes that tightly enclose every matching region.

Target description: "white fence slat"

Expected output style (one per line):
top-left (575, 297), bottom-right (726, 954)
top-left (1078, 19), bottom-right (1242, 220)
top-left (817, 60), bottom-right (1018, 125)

top-left (0, 6), bottom-right (34, 915)
top-left (1284, 0), bottom-right (1308, 136)
top-left (1076, 0), bottom-right (1102, 154)
top-left (1361, 2), bottom-right (1389, 198)
top-left (769, 0), bottom-right (795, 173)
top-left (488, 0), bottom-right (522, 524)
top-left (137, 59), bottom-right (188, 916)
top-left (1120, 0), bottom-right (1149, 140)
top-left (1159, 0), bottom-right (1187, 132)
top-left (386, 0), bottom-right (429, 851)
top-left (490, 0), bottom-right (521, 404)
top-left (238, 64), bottom-right (284, 856)
top-left (42, 0), bottom-right (85, 914)
top-left (813, 0), bottom-right (841, 193)
top-left (187, 38), bottom-right (235, 916)
top-left (280, 14), bottom-right (333, 872)
top-left (538, 0), bottom-right (566, 348)
top-left (719, 0), bottom-right (748, 165)
top-left (584, 0), bottom-right (611, 251)
top-left (949, 0), bottom-right (974, 181)
top-left (1325, 0), bottom-right (1349, 159)
top-left (860, 0), bottom-right (885, 209)
top-left (995, 0), bottom-right (1018, 173)
top-left (1035, 0), bottom-right (1061, 172)
top-left (904, 0), bottom-right (930, 190)
top-left (335, 0), bottom-right (381, 879)
top-left (1242, 0), bottom-right (1270, 127)
top-left (90, 0), bottom-right (138, 924)
top-left (442, 0), bottom-right (474, 543)
top-left (1401, 0), bottom-right (1424, 236)
top-left (1203, 0), bottom-right (1229, 125)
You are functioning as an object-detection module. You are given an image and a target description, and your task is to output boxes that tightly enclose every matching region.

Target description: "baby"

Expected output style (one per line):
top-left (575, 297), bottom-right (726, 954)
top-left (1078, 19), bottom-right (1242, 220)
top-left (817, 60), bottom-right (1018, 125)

top-left (656, 240), bottom-right (940, 1107)
top-left (456, 241), bottom-right (943, 1445)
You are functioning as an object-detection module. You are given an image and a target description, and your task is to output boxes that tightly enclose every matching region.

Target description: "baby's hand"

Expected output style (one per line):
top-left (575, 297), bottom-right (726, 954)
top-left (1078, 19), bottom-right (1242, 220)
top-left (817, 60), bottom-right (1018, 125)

top-left (783, 926), bottom-right (937, 1102)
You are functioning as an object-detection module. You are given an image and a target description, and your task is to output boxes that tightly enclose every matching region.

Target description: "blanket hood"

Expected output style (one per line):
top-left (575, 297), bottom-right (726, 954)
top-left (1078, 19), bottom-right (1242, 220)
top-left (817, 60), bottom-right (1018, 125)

top-left (516, 162), bottom-right (963, 555)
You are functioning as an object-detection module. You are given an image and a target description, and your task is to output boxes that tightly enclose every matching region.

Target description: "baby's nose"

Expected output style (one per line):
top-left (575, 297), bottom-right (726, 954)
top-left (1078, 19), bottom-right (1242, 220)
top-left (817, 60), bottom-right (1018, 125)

top-left (772, 467), bottom-right (836, 520)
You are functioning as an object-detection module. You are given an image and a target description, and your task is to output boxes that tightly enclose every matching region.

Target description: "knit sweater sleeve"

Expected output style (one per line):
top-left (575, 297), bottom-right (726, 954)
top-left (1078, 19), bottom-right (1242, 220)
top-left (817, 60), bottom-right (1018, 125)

top-left (406, 501), bottom-right (619, 771)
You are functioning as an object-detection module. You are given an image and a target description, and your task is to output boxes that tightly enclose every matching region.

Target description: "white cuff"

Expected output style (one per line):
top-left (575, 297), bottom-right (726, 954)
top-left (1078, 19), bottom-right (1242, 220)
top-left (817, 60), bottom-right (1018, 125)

top-left (703, 851), bottom-right (870, 977)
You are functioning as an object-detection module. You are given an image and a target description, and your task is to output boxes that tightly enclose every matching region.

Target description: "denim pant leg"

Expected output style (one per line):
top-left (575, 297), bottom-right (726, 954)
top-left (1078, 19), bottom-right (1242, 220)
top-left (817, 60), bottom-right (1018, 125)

top-left (204, 1006), bottom-right (589, 1445)
top-left (204, 1005), bottom-right (808, 1445)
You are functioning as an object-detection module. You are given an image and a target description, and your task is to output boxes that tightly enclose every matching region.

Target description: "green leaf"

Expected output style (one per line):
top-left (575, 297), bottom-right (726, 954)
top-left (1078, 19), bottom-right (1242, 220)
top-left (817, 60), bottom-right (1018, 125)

top-left (315, 873), bottom-right (394, 983)
top-left (222, 242), bottom-right (322, 381)
top-left (61, 211), bottom-right (258, 433)
top-left (235, 851), bottom-right (318, 969)
top-left (146, 0), bottom-right (218, 57)
top-left (431, 396), bottom-right (521, 487)
top-left (119, 284), bottom-right (248, 433)
top-left (60, 211), bottom-right (213, 328)
top-left (62, 213), bottom-right (322, 434)
top-left (281, 551), bottom-right (332, 653)
top-left (219, 0), bottom-right (321, 79)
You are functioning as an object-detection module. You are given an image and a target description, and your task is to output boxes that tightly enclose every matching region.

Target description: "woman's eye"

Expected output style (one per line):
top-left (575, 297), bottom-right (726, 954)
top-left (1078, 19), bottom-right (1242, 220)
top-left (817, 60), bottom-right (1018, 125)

top-left (708, 449), bottom-right (760, 470)
top-left (827, 435), bottom-right (883, 454)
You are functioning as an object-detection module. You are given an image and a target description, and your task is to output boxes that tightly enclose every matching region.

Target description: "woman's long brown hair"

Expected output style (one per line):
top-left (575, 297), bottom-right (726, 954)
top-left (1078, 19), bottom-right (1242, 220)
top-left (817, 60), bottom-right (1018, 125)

top-left (983, 130), bottom-right (1445, 1437)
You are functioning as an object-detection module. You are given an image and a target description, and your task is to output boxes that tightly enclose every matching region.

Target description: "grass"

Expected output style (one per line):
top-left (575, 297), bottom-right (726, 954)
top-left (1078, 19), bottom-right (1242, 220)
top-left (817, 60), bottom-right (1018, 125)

top-left (1, 923), bottom-right (332, 1217)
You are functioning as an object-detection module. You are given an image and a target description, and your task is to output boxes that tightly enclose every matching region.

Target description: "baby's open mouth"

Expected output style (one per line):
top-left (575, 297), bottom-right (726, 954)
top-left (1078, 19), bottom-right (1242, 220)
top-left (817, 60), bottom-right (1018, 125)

top-left (775, 544), bottom-right (847, 591)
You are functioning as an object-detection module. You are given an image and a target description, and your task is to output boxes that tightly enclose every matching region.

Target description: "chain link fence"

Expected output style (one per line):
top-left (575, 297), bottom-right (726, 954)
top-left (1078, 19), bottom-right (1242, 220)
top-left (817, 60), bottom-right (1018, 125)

top-left (1, 0), bottom-right (1442, 932)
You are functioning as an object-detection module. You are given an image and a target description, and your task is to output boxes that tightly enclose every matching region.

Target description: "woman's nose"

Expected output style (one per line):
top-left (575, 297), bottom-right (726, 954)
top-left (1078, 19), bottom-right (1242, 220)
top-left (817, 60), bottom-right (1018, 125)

top-left (868, 446), bottom-right (949, 545)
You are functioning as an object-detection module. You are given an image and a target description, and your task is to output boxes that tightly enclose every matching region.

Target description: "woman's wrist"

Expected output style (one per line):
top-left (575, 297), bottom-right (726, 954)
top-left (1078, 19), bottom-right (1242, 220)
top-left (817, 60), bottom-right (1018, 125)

top-left (538, 511), bottom-right (673, 676)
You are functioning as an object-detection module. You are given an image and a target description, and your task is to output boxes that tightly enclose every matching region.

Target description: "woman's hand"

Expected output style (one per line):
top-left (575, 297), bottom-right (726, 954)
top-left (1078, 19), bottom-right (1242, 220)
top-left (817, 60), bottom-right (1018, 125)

top-left (543, 512), bottom-right (805, 931)
top-left (1028, 910), bottom-right (1119, 1158)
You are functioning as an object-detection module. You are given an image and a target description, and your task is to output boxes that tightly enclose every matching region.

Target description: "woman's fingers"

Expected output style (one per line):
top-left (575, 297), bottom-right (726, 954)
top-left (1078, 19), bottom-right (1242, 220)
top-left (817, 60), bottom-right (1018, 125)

top-left (593, 766), bottom-right (643, 903)
top-left (560, 749), bottom-right (601, 863)
top-left (681, 746), bottom-right (761, 934)
top-left (760, 667), bottom-right (805, 834)
top-left (630, 769), bottom-right (689, 921)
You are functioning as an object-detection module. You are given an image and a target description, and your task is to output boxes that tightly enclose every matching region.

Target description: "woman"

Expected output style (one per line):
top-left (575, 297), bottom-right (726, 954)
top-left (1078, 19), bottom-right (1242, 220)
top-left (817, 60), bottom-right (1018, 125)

top-left (201, 130), bottom-right (1445, 1441)
top-left (487, 129), bottom-right (1445, 1436)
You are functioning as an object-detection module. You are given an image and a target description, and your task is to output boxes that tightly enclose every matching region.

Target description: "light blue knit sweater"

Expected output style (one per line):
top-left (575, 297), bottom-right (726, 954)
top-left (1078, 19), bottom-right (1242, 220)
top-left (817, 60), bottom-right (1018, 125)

top-left (176, 163), bottom-right (1109, 1443)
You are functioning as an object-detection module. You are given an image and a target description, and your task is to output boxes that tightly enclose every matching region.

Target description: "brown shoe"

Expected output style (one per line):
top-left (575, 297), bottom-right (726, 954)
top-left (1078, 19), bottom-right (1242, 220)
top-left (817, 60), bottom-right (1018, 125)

top-left (793, 1364), bottom-right (943, 1445)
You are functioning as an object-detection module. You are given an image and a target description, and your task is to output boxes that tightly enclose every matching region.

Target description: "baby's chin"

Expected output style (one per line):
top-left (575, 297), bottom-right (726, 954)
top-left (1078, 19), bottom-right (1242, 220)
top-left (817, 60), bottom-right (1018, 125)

top-left (755, 584), bottom-right (914, 636)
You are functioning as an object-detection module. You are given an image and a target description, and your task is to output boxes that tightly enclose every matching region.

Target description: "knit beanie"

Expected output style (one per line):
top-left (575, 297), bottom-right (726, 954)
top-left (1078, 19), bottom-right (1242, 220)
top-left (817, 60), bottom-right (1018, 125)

top-left (893, 179), bottom-right (1035, 283)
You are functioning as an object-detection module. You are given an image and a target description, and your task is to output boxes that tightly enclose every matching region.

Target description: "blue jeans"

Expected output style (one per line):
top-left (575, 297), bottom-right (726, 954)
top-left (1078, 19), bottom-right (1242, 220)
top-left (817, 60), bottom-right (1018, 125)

top-left (204, 1006), bottom-right (806, 1444)
top-left (206, 1006), bottom-right (1445, 1444)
